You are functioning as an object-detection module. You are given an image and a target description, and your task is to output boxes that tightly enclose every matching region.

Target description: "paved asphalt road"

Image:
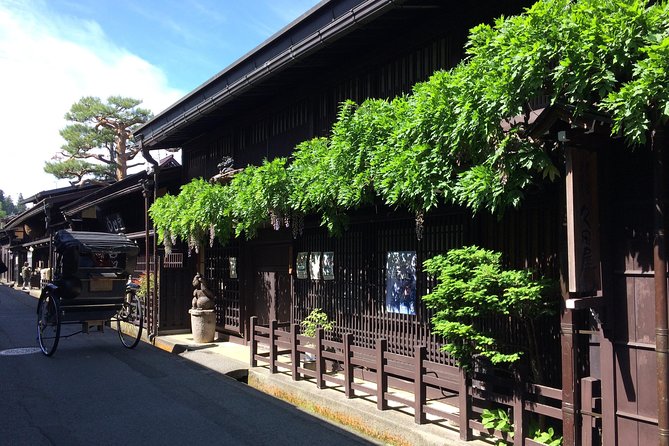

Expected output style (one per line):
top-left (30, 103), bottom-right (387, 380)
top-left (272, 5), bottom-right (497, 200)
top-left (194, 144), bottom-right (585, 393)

top-left (0, 285), bottom-right (375, 446)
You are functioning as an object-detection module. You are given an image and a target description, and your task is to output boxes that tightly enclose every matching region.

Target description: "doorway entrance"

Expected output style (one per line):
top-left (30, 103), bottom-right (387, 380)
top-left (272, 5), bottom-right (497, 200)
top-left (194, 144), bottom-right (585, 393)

top-left (252, 243), bottom-right (292, 325)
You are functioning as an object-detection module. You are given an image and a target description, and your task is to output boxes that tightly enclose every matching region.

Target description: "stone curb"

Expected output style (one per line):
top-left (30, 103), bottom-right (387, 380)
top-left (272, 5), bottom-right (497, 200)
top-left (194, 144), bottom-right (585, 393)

top-left (247, 368), bottom-right (486, 446)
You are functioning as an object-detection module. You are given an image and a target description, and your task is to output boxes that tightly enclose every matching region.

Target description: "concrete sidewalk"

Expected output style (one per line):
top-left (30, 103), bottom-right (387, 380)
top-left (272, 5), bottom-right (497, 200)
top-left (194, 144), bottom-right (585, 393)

top-left (154, 333), bottom-right (250, 381)
top-left (153, 333), bottom-right (489, 446)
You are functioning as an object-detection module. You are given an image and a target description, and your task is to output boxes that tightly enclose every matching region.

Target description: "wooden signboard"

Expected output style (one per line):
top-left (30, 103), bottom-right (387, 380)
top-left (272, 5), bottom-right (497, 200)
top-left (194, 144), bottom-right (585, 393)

top-left (565, 147), bottom-right (601, 295)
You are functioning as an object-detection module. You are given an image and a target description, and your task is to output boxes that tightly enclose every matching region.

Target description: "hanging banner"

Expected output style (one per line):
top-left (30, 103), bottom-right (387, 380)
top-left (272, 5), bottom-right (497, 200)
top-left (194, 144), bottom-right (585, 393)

top-left (322, 252), bottom-right (334, 280)
top-left (309, 252), bottom-right (322, 280)
top-left (566, 147), bottom-right (601, 295)
top-left (229, 257), bottom-right (237, 279)
top-left (385, 251), bottom-right (417, 315)
top-left (296, 252), bottom-right (308, 279)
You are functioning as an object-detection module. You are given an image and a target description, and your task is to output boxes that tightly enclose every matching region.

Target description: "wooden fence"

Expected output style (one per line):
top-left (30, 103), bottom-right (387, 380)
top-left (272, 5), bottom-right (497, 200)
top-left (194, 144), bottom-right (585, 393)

top-left (250, 317), bottom-right (563, 446)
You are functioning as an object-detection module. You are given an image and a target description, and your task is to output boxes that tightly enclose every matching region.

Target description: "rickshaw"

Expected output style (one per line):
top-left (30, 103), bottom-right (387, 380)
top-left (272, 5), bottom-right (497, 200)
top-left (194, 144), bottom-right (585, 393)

top-left (36, 230), bottom-right (143, 356)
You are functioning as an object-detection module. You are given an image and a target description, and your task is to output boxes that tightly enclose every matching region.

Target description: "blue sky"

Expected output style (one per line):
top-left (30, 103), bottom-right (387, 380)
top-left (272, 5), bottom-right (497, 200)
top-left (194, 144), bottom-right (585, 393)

top-left (0, 0), bottom-right (321, 201)
top-left (47, 0), bottom-right (321, 92)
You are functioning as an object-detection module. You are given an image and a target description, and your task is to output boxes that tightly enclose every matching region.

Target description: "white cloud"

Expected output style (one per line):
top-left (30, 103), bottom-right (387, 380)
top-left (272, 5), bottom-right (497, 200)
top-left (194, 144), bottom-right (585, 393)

top-left (0, 0), bottom-right (185, 202)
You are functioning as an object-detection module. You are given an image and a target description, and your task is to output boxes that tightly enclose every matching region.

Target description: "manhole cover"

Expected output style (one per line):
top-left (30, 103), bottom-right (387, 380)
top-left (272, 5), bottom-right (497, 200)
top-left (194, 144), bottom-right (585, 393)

top-left (0, 347), bottom-right (42, 356)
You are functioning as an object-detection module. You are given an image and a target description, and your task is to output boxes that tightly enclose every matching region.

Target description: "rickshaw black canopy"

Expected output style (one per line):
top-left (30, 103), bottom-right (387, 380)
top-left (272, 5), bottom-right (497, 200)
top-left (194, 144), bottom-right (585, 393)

top-left (54, 230), bottom-right (139, 277)
top-left (54, 230), bottom-right (138, 255)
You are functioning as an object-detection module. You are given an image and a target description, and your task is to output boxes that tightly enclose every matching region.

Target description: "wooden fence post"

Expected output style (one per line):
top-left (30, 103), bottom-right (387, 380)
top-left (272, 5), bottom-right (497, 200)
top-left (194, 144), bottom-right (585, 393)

top-left (344, 333), bottom-right (353, 398)
top-left (513, 380), bottom-right (525, 446)
top-left (581, 377), bottom-right (601, 446)
top-left (316, 327), bottom-right (325, 389)
top-left (414, 345), bottom-right (427, 424)
top-left (459, 367), bottom-right (472, 441)
top-left (250, 316), bottom-right (258, 367)
top-left (269, 319), bottom-right (277, 374)
top-left (291, 323), bottom-right (300, 381)
top-left (376, 338), bottom-right (388, 410)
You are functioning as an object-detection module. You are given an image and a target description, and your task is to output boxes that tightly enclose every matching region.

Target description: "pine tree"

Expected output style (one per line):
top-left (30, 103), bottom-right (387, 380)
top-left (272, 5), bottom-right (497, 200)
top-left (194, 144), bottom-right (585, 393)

top-left (44, 96), bottom-right (152, 185)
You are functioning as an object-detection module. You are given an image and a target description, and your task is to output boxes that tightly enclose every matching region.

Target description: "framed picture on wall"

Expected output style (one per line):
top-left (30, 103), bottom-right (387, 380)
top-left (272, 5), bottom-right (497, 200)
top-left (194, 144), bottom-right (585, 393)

top-left (322, 252), bottom-right (334, 280)
top-left (296, 252), bottom-right (308, 279)
top-left (385, 251), bottom-right (417, 315)
top-left (309, 252), bottom-right (321, 280)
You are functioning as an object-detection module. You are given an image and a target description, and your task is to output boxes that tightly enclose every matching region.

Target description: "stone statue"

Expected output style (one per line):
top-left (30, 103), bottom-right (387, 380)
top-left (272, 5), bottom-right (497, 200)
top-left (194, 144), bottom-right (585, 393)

top-left (192, 273), bottom-right (215, 310)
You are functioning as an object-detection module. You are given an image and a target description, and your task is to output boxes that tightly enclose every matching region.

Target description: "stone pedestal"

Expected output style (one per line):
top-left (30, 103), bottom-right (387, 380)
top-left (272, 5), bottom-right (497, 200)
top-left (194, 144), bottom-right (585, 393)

top-left (189, 308), bottom-right (216, 343)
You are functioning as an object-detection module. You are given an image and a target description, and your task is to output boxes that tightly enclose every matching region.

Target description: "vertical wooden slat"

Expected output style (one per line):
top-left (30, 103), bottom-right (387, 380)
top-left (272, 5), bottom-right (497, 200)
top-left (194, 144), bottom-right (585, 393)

top-left (316, 327), bottom-right (325, 389)
top-left (414, 345), bottom-right (426, 424)
top-left (513, 380), bottom-right (525, 446)
top-left (459, 367), bottom-right (472, 441)
top-left (291, 323), bottom-right (300, 381)
top-left (344, 333), bottom-right (354, 398)
top-left (250, 316), bottom-right (258, 367)
top-left (376, 338), bottom-right (388, 411)
top-left (269, 319), bottom-right (277, 374)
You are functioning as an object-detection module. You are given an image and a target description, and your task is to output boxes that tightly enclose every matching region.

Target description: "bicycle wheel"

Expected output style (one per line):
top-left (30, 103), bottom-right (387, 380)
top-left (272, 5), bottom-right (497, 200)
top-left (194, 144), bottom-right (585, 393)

top-left (117, 293), bottom-right (143, 348)
top-left (37, 294), bottom-right (60, 356)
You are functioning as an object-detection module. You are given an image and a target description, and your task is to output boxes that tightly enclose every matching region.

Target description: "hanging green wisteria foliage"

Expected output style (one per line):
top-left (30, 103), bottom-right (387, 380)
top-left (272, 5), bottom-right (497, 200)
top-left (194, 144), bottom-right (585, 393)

top-left (150, 0), bottom-right (669, 248)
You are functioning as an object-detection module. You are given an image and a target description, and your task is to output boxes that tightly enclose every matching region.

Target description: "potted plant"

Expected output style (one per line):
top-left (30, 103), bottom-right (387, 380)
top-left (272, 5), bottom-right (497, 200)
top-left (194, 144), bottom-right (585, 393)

top-left (301, 308), bottom-right (335, 370)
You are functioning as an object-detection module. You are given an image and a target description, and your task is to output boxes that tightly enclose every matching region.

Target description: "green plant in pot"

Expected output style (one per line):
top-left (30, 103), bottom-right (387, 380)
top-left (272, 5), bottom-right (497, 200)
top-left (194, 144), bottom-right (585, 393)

top-left (301, 307), bottom-right (334, 337)
top-left (301, 308), bottom-right (334, 364)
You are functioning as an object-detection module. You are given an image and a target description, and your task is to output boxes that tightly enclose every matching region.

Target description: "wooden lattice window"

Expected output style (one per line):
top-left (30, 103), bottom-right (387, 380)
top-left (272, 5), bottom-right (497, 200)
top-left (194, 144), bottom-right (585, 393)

top-left (164, 252), bottom-right (183, 269)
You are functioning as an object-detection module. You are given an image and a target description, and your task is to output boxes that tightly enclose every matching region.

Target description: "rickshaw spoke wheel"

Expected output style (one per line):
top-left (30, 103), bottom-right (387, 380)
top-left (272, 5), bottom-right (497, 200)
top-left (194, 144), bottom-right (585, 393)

top-left (37, 294), bottom-right (60, 356)
top-left (117, 293), bottom-right (143, 349)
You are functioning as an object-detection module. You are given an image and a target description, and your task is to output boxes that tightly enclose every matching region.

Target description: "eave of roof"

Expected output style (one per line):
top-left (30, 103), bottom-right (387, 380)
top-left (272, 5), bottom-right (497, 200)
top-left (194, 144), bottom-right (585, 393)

top-left (525, 103), bottom-right (613, 140)
top-left (6, 202), bottom-right (45, 227)
top-left (4, 187), bottom-right (107, 230)
top-left (62, 184), bottom-right (145, 217)
top-left (61, 164), bottom-right (181, 217)
top-left (20, 182), bottom-right (109, 205)
top-left (60, 170), bottom-right (148, 216)
top-left (136, 0), bottom-right (396, 149)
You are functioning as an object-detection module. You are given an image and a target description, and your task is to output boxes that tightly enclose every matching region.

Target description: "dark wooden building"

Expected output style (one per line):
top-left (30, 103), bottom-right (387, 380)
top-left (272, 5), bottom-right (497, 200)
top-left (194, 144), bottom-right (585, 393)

top-left (0, 184), bottom-right (105, 286)
top-left (135, 1), bottom-right (668, 445)
top-left (137, 0), bottom-right (537, 337)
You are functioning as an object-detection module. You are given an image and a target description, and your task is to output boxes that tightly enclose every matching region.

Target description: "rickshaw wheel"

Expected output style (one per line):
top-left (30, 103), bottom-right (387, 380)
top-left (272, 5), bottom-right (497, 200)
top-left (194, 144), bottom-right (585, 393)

top-left (117, 292), bottom-right (143, 348)
top-left (37, 293), bottom-right (61, 356)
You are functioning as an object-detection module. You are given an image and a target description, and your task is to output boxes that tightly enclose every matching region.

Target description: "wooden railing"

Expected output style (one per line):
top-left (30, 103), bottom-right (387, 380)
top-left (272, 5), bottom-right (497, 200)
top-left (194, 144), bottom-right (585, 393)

top-left (250, 317), bottom-right (564, 445)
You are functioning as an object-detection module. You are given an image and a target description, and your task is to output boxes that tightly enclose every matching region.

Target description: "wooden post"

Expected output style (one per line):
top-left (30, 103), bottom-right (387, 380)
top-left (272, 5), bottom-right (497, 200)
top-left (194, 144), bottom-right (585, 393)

top-left (600, 327), bottom-right (616, 445)
top-left (652, 128), bottom-right (669, 446)
top-left (414, 345), bottom-right (426, 424)
top-left (269, 319), bottom-right (277, 374)
top-left (513, 380), bottom-right (525, 446)
top-left (561, 291), bottom-right (581, 445)
top-left (344, 333), bottom-right (353, 398)
top-left (376, 338), bottom-right (388, 411)
top-left (459, 367), bottom-right (472, 441)
top-left (562, 150), bottom-right (583, 446)
top-left (250, 316), bottom-right (258, 367)
top-left (291, 323), bottom-right (299, 381)
top-left (581, 377), bottom-right (601, 446)
top-left (316, 327), bottom-right (325, 389)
